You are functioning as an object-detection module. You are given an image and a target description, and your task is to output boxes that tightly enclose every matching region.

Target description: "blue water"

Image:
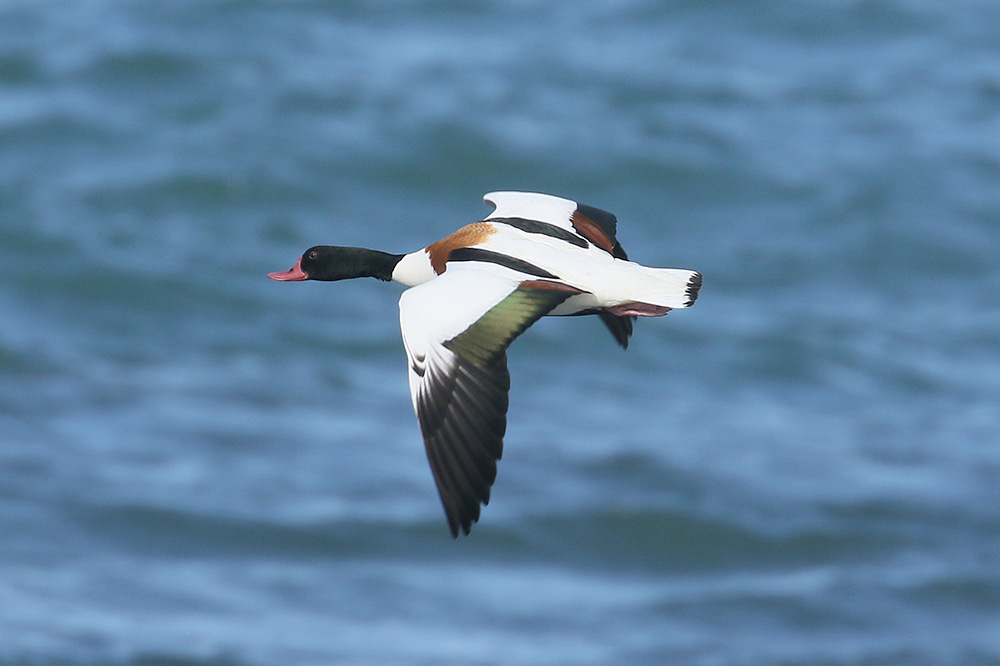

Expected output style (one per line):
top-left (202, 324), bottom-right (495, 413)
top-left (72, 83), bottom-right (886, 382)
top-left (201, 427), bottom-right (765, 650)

top-left (2, 1), bottom-right (1000, 664)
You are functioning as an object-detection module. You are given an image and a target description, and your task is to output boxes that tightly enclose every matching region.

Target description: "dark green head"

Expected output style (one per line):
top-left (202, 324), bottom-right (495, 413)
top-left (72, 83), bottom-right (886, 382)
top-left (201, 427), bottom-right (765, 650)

top-left (268, 246), bottom-right (404, 282)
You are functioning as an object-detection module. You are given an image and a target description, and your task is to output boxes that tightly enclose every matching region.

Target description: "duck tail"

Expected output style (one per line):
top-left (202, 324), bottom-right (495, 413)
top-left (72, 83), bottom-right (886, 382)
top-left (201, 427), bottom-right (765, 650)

top-left (625, 267), bottom-right (701, 310)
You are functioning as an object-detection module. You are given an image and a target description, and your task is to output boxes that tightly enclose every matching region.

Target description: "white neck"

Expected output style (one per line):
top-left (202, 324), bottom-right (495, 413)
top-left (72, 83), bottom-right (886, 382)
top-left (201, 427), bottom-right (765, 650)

top-left (391, 250), bottom-right (437, 287)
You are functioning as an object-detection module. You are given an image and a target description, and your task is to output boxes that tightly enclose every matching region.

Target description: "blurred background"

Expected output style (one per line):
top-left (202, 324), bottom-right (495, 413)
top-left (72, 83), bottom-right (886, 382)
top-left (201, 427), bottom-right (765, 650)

top-left (1, 1), bottom-right (999, 664)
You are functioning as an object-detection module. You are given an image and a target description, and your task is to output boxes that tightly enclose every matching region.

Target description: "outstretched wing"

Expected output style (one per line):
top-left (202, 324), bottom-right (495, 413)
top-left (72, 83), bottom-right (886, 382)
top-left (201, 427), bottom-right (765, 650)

top-left (483, 191), bottom-right (628, 260)
top-left (484, 191), bottom-right (635, 347)
top-left (398, 264), bottom-right (579, 537)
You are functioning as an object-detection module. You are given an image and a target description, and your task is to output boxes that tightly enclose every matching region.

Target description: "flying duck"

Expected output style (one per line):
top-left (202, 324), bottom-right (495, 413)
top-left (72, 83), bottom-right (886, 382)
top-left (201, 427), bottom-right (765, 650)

top-left (269, 191), bottom-right (701, 537)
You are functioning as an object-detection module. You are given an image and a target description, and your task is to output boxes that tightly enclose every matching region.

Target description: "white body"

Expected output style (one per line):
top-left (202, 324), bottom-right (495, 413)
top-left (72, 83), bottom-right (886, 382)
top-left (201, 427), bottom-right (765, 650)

top-left (392, 191), bottom-right (697, 313)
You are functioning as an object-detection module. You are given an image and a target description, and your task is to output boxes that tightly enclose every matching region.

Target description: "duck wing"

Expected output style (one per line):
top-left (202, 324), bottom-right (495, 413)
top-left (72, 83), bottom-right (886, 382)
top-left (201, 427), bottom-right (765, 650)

top-left (483, 190), bottom-right (628, 260)
top-left (398, 264), bottom-right (580, 537)
top-left (484, 191), bottom-right (635, 347)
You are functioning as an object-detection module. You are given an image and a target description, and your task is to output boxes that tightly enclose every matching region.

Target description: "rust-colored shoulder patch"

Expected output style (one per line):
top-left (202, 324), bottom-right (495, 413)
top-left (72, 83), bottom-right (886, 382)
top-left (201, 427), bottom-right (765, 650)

top-left (571, 210), bottom-right (614, 254)
top-left (426, 222), bottom-right (497, 274)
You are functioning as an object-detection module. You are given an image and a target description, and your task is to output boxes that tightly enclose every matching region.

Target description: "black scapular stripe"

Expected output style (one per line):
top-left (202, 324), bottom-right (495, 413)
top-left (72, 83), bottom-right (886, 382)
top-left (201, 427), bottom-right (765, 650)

top-left (447, 247), bottom-right (559, 279)
top-left (491, 217), bottom-right (589, 249)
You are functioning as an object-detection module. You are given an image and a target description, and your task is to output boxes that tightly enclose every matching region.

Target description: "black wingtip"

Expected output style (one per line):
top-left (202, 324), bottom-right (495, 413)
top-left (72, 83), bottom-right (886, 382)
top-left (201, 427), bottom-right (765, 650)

top-left (451, 523), bottom-right (472, 539)
top-left (418, 352), bottom-right (509, 541)
top-left (447, 513), bottom-right (477, 539)
top-left (598, 310), bottom-right (634, 349)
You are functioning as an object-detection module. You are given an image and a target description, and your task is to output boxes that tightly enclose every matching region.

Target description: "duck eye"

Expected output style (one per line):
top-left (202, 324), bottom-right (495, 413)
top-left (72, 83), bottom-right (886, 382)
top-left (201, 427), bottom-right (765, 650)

top-left (307, 250), bottom-right (318, 261)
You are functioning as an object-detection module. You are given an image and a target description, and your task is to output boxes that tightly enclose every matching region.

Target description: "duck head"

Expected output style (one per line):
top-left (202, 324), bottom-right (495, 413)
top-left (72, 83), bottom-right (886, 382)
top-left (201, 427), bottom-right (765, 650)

top-left (269, 246), bottom-right (404, 282)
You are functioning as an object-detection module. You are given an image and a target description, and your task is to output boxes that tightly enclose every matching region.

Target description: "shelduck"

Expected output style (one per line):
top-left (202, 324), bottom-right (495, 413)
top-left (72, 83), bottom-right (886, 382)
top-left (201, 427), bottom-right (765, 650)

top-left (269, 191), bottom-right (701, 537)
